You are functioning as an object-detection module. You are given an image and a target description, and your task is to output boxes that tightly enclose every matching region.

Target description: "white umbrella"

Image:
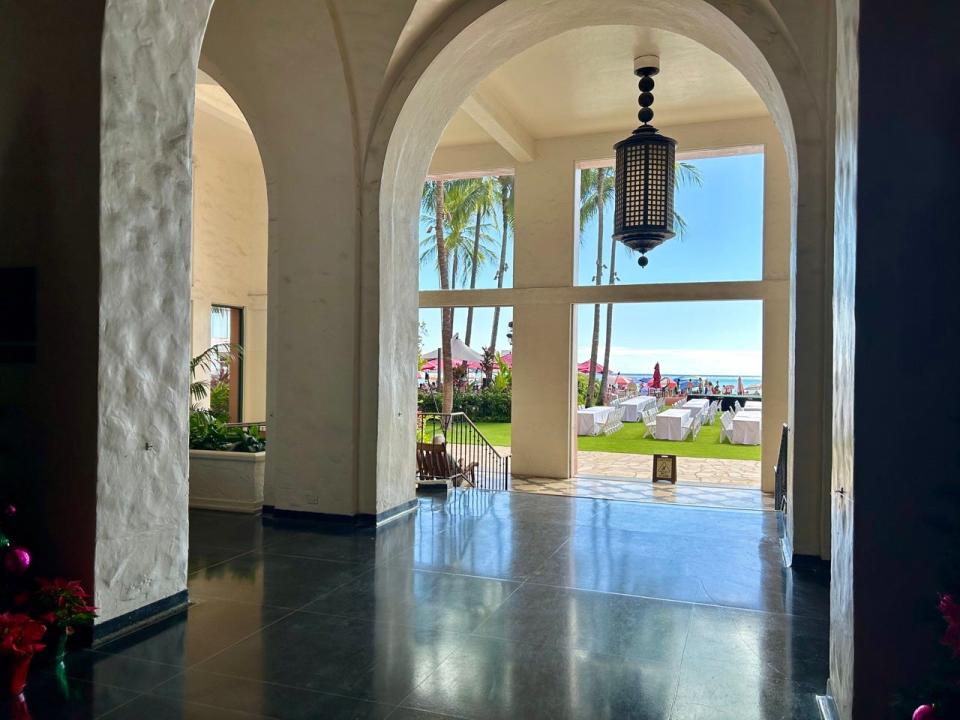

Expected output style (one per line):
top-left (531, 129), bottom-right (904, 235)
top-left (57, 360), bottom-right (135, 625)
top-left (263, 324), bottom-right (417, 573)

top-left (422, 335), bottom-right (484, 364)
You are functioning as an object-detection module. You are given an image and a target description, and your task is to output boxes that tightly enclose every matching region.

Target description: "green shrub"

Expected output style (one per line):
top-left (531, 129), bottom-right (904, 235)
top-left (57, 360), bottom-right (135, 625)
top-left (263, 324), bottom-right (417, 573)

top-left (189, 410), bottom-right (265, 452)
top-left (209, 383), bottom-right (230, 422)
top-left (577, 373), bottom-right (589, 406)
top-left (417, 387), bottom-right (512, 422)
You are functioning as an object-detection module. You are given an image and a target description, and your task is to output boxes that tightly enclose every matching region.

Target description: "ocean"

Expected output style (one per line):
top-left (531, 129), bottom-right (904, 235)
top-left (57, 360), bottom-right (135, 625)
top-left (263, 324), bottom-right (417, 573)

top-left (618, 373), bottom-right (762, 389)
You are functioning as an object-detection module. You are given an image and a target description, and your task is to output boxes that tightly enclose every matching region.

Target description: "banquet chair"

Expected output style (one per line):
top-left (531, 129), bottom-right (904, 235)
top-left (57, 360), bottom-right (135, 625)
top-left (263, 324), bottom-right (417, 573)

top-left (642, 417), bottom-right (657, 439)
top-left (688, 415), bottom-right (702, 440)
top-left (719, 415), bottom-right (734, 444)
top-left (600, 403), bottom-right (625, 435)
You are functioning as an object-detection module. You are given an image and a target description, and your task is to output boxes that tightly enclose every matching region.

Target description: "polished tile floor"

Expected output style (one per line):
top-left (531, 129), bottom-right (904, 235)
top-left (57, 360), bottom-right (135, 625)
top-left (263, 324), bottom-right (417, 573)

top-left (13, 492), bottom-right (828, 719)
top-left (512, 475), bottom-right (774, 511)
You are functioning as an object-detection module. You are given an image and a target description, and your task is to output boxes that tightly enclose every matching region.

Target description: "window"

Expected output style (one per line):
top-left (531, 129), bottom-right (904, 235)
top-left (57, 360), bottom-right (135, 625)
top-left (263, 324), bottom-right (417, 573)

top-left (576, 150), bottom-right (764, 286)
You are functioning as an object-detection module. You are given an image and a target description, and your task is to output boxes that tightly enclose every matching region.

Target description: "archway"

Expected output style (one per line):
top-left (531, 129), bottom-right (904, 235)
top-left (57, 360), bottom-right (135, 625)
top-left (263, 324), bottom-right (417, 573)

top-left (187, 68), bottom-right (272, 512)
top-left (367, 0), bottom-right (830, 559)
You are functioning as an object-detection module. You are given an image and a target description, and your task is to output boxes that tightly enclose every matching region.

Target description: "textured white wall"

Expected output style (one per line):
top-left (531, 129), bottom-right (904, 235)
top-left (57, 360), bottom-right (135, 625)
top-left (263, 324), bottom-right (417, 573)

top-left (830, 0), bottom-right (858, 715)
top-left (97, 0), bottom-right (213, 623)
top-left (191, 103), bottom-right (268, 422)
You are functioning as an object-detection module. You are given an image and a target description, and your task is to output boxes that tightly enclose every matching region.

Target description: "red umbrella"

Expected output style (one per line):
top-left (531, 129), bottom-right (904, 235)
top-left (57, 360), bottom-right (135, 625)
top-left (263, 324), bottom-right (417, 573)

top-left (615, 375), bottom-right (629, 386)
top-left (577, 360), bottom-right (605, 374)
top-left (499, 352), bottom-right (512, 368)
top-left (652, 362), bottom-right (661, 387)
top-left (737, 376), bottom-right (745, 395)
top-left (421, 359), bottom-right (438, 371)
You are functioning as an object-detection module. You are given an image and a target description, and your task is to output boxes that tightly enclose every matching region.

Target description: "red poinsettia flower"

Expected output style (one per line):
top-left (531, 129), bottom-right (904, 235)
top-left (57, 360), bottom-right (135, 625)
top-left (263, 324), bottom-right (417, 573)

top-left (30, 577), bottom-right (97, 632)
top-left (0, 613), bottom-right (46, 657)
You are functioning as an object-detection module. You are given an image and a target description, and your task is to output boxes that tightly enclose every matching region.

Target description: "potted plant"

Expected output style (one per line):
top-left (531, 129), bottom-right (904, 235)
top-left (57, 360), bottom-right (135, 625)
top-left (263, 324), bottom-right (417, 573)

top-left (29, 579), bottom-right (97, 666)
top-left (188, 411), bottom-right (266, 512)
top-left (0, 613), bottom-right (45, 698)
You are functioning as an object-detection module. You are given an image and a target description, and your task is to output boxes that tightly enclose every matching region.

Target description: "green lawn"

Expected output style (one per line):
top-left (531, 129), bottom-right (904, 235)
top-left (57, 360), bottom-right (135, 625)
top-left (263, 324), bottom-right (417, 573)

top-left (473, 419), bottom-right (761, 461)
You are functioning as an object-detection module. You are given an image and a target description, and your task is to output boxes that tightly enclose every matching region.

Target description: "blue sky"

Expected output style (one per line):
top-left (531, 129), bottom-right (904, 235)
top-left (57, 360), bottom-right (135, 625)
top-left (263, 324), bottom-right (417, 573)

top-left (419, 152), bottom-right (764, 376)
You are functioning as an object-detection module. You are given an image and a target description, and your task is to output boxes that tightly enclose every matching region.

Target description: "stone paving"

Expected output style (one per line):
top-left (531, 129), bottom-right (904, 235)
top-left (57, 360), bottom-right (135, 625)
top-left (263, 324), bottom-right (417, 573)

top-left (578, 450), bottom-right (762, 488)
top-left (502, 449), bottom-right (771, 511)
top-left (511, 475), bottom-right (774, 511)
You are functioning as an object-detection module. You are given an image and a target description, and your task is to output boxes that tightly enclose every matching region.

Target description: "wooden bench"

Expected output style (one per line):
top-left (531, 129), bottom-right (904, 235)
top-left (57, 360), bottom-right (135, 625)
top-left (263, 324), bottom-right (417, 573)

top-left (416, 442), bottom-right (478, 488)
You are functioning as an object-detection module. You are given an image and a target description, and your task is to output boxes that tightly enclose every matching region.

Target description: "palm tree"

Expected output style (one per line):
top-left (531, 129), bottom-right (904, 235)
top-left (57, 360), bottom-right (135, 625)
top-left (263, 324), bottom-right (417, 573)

top-left (579, 167), bottom-right (614, 406)
top-left (487, 176), bottom-right (514, 382)
top-left (597, 162), bottom-right (703, 398)
top-left (463, 177), bottom-right (496, 346)
top-left (420, 178), bottom-right (497, 413)
top-left (421, 179), bottom-right (454, 413)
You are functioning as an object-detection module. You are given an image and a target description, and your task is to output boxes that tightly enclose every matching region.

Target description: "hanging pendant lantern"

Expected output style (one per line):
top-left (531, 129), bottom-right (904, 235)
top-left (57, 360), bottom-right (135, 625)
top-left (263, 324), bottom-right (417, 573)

top-left (613, 56), bottom-right (677, 267)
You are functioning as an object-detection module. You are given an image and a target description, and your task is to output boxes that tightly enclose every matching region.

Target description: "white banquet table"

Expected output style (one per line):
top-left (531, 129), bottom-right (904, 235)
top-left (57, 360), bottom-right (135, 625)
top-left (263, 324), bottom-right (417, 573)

top-left (732, 413), bottom-right (762, 445)
top-left (743, 400), bottom-right (763, 411)
top-left (577, 406), bottom-right (614, 436)
top-left (621, 396), bottom-right (657, 422)
top-left (655, 408), bottom-right (692, 441)
top-left (682, 398), bottom-right (710, 417)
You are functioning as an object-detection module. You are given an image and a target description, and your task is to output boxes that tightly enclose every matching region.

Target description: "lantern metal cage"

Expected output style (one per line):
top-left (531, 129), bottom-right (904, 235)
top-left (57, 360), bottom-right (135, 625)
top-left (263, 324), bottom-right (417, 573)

top-left (612, 57), bottom-right (677, 267)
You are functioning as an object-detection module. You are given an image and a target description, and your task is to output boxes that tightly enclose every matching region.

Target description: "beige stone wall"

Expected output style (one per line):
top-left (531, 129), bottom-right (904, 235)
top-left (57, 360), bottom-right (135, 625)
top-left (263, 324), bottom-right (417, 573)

top-left (191, 100), bottom-right (268, 423)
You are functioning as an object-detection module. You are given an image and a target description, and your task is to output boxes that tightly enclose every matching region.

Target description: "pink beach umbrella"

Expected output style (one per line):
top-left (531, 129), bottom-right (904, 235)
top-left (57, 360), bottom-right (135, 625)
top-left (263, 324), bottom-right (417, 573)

top-left (577, 360), bottom-right (605, 374)
top-left (652, 362), bottom-right (661, 388)
top-left (615, 375), bottom-right (629, 387)
top-left (499, 352), bottom-right (512, 368)
top-left (737, 376), bottom-right (745, 395)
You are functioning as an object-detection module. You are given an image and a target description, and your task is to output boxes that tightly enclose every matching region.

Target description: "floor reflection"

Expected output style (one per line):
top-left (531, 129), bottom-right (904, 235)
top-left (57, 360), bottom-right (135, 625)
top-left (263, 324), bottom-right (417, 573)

top-left (22, 492), bottom-right (827, 719)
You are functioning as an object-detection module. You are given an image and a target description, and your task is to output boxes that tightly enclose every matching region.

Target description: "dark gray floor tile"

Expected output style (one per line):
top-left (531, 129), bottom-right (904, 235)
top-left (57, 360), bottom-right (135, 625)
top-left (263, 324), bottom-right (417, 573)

top-left (100, 695), bottom-right (270, 719)
top-left (190, 510), bottom-right (265, 552)
top-left (303, 565), bottom-right (519, 633)
top-left (96, 597), bottom-right (288, 667)
top-left (189, 545), bottom-right (249, 574)
top-left (674, 654), bottom-right (823, 720)
top-left (400, 518), bottom-right (570, 580)
top-left (151, 669), bottom-right (394, 719)
top-left (388, 709), bottom-right (465, 720)
top-left (3, 672), bottom-right (139, 720)
top-left (405, 635), bottom-right (678, 720)
top-left (195, 612), bottom-right (464, 704)
top-left (474, 583), bottom-right (690, 664)
top-left (54, 650), bottom-right (180, 693)
top-left (188, 551), bottom-right (368, 609)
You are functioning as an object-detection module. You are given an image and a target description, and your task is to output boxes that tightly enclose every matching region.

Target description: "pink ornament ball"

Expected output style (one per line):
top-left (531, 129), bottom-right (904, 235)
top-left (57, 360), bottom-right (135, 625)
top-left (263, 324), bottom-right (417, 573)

top-left (3, 546), bottom-right (30, 575)
top-left (2, 503), bottom-right (15, 519)
top-left (913, 704), bottom-right (937, 720)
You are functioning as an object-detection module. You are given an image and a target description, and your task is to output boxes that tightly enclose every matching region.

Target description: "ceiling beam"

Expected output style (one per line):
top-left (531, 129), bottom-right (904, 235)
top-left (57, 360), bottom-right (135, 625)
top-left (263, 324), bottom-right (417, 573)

top-left (461, 87), bottom-right (535, 163)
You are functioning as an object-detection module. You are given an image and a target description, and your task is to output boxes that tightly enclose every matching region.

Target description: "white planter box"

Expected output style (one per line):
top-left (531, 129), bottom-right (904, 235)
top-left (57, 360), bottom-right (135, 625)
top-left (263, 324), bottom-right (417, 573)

top-left (189, 449), bottom-right (265, 513)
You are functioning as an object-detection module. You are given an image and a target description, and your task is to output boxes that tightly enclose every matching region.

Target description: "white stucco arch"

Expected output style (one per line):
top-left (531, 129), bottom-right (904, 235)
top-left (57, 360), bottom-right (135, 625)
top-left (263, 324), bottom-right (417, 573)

top-left (365, 0), bottom-right (830, 555)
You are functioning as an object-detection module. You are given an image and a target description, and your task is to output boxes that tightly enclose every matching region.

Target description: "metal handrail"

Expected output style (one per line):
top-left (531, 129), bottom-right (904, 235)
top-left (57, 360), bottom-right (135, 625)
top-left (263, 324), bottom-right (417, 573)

top-left (416, 411), bottom-right (510, 490)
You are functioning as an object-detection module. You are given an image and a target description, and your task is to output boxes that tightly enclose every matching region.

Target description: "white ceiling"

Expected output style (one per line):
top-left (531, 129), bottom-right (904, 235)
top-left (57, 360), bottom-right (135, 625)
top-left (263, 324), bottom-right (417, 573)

top-left (437, 25), bottom-right (768, 148)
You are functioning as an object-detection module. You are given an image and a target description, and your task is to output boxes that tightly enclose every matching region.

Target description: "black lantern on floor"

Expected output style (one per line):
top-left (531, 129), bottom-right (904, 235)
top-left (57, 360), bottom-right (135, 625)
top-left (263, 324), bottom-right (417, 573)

top-left (613, 56), bottom-right (677, 267)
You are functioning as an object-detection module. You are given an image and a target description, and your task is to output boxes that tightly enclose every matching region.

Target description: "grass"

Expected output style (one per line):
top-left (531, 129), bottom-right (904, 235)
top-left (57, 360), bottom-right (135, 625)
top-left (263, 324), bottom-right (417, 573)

top-left (473, 419), bottom-right (761, 462)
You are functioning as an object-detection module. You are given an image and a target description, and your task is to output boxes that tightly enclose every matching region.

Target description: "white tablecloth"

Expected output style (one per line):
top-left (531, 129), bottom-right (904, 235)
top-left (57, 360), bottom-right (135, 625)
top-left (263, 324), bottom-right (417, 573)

top-left (732, 414), bottom-right (762, 445)
top-left (621, 396), bottom-right (657, 422)
top-left (682, 398), bottom-right (710, 418)
top-left (743, 401), bottom-right (763, 411)
top-left (577, 406), bottom-right (614, 436)
top-left (655, 408), bottom-right (692, 441)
